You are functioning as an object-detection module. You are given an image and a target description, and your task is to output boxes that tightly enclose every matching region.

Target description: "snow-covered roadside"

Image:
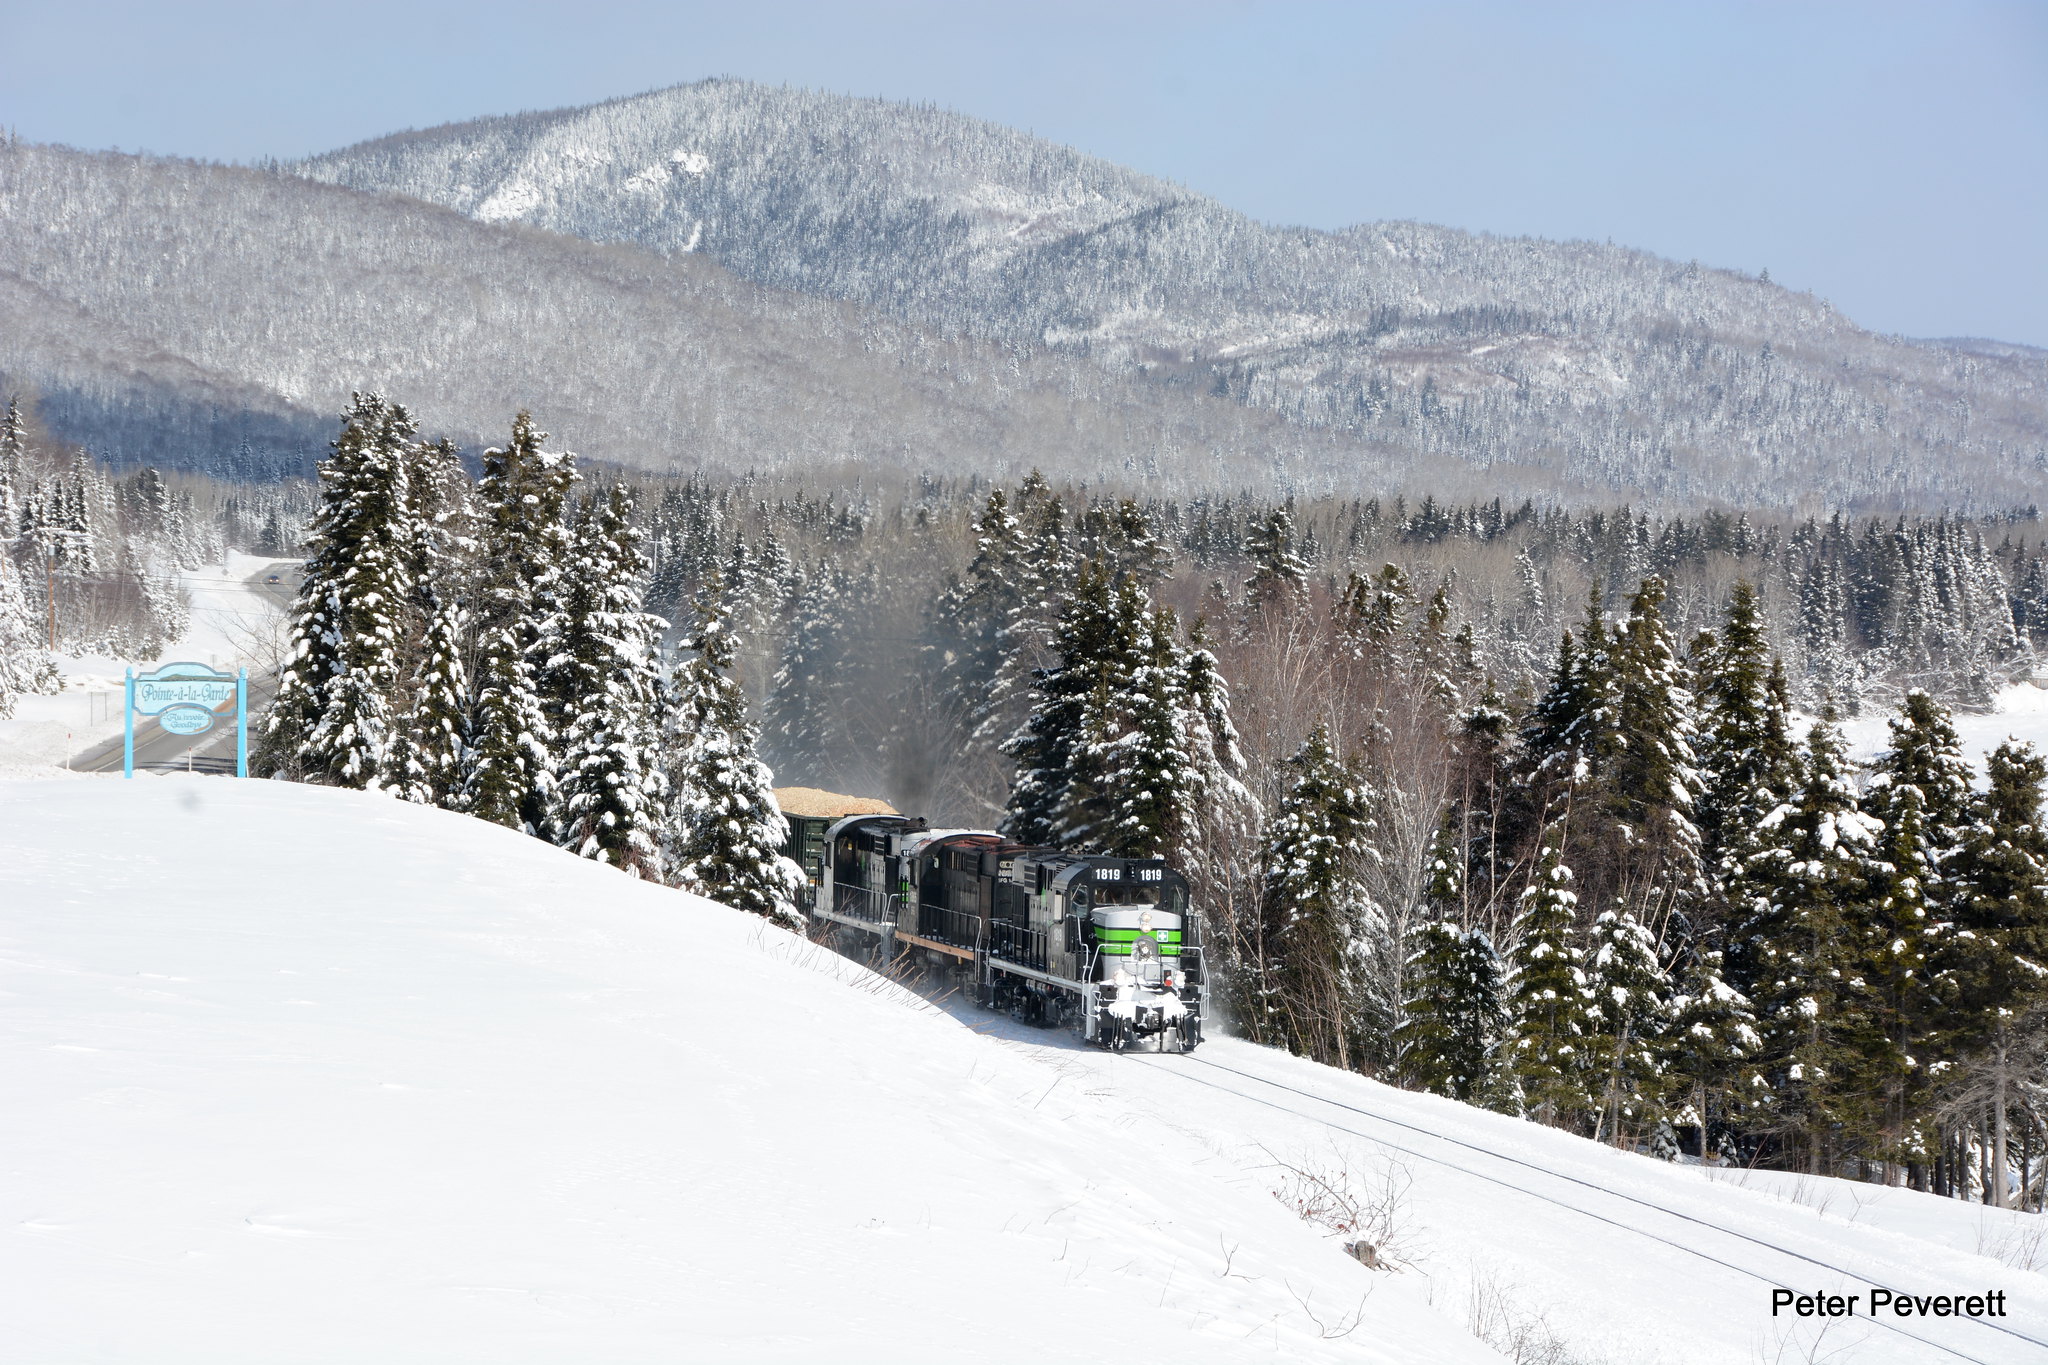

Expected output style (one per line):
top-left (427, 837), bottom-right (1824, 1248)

top-left (0, 553), bottom-right (290, 778)
top-left (0, 779), bottom-right (1503, 1364)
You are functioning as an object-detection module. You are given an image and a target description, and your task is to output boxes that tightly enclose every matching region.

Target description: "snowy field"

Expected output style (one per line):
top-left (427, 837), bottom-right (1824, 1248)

top-left (0, 554), bottom-right (289, 779)
top-left (6, 779), bottom-right (2047, 1362)
top-left (1840, 680), bottom-right (2048, 771)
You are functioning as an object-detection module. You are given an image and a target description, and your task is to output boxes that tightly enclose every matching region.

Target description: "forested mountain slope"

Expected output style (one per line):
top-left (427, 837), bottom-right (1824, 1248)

top-left (299, 79), bottom-right (2048, 509)
top-left (0, 142), bottom-right (1420, 488)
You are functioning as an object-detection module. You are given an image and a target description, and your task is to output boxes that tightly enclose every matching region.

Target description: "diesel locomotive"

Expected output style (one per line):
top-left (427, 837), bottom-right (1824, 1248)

top-left (786, 811), bottom-right (1207, 1052)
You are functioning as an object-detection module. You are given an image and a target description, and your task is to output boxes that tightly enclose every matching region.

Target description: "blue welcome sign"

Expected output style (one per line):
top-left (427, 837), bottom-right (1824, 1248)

top-left (125, 661), bottom-right (248, 777)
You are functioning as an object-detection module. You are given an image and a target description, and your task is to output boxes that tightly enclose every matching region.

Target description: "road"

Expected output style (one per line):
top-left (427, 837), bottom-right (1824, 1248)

top-left (68, 565), bottom-right (297, 776)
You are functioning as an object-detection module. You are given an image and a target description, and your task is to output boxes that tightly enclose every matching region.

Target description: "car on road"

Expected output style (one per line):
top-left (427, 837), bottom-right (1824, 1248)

top-left (264, 574), bottom-right (283, 584)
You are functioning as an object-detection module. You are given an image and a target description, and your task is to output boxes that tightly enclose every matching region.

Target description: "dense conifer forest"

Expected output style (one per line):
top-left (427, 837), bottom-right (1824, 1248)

top-left (6, 390), bottom-right (2048, 1209)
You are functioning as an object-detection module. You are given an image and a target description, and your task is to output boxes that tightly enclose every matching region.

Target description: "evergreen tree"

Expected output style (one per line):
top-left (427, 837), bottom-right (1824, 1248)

top-left (980, 472), bottom-right (1075, 752)
top-left (1942, 740), bottom-right (2048, 1205)
top-left (1863, 689), bottom-right (1975, 915)
top-left (464, 412), bottom-right (575, 831)
top-left (260, 394), bottom-right (416, 786)
top-left (1521, 586), bottom-right (1618, 803)
top-left (1586, 903), bottom-right (1673, 1144)
top-left (931, 487), bottom-right (1025, 750)
top-left (0, 548), bottom-right (58, 716)
top-left (0, 397), bottom-right (26, 509)
top-left (1001, 561), bottom-right (1140, 847)
top-left (1244, 505), bottom-right (1310, 610)
top-left (1254, 723), bottom-right (1374, 1067)
top-left (1665, 947), bottom-right (1764, 1158)
top-left (1083, 607), bottom-right (1196, 858)
top-left (1078, 497), bottom-right (1174, 587)
top-left (763, 563), bottom-right (845, 781)
top-left (1694, 584), bottom-right (1801, 925)
top-left (1850, 780), bottom-right (1941, 1169)
top-left (1741, 710), bottom-right (1883, 1172)
top-left (400, 596), bottom-right (470, 807)
top-left (665, 580), bottom-right (806, 927)
top-left (1507, 823), bottom-right (1595, 1126)
top-left (1594, 577), bottom-right (1705, 935)
top-left (1395, 820), bottom-right (1511, 1103)
top-left (549, 486), bottom-right (670, 879)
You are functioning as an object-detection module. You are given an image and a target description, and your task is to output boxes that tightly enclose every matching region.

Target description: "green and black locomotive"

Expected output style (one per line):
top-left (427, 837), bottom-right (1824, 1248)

top-left (794, 813), bottom-right (1205, 1052)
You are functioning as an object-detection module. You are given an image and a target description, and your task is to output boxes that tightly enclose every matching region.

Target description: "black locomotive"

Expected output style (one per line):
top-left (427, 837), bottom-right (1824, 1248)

top-left (784, 811), bottom-right (1206, 1051)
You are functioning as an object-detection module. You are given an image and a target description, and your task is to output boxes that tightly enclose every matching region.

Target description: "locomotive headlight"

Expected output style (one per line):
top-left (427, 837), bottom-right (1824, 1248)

top-left (1139, 909), bottom-right (1154, 931)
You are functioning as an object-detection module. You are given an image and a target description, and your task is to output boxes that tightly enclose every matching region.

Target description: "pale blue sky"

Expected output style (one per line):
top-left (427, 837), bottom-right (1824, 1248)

top-left (5, 1), bottom-right (2044, 344)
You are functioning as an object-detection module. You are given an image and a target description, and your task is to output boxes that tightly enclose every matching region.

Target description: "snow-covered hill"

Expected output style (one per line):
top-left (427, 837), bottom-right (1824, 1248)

top-left (0, 779), bottom-right (1490, 1363)
top-left (1, 142), bottom-right (1407, 493)
top-left (6, 777), bottom-right (2046, 1362)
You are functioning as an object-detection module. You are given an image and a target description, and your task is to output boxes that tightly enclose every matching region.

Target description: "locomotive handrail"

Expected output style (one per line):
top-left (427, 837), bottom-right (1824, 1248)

top-left (828, 883), bottom-right (899, 929)
top-left (983, 953), bottom-right (1086, 995)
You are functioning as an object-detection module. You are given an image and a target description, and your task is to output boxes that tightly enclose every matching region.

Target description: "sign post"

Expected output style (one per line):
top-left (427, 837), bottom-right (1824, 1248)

top-left (124, 661), bottom-right (248, 778)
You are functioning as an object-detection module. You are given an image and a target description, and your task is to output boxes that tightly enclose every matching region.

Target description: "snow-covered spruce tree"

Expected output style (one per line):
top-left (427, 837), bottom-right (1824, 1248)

top-left (1941, 740), bottom-right (2048, 1206)
top-left (1080, 607), bottom-right (1198, 859)
top-left (1077, 497), bottom-right (1175, 588)
top-left (1585, 902), bottom-right (1673, 1145)
top-left (1169, 616), bottom-right (1262, 1018)
top-left (1000, 559), bottom-right (1141, 848)
top-left (664, 579), bottom-right (804, 928)
top-left (1243, 504), bottom-right (1310, 612)
top-left (979, 472), bottom-right (1076, 754)
top-left (1395, 821), bottom-right (1511, 1104)
top-left (762, 562), bottom-right (845, 782)
top-left (1412, 582), bottom-right (1478, 714)
top-left (0, 397), bottom-right (26, 507)
top-left (547, 485), bottom-right (669, 879)
top-left (1507, 821), bottom-right (1595, 1126)
top-left (383, 436), bottom-right (476, 805)
top-left (1599, 577), bottom-right (1705, 938)
top-left (1254, 723), bottom-right (1375, 1068)
top-left (0, 397), bottom-right (56, 716)
top-left (1333, 563), bottom-right (1417, 688)
top-left (464, 412), bottom-right (576, 831)
top-left (0, 547), bottom-right (59, 717)
top-left (930, 488), bottom-right (1025, 746)
top-left (1665, 947), bottom-right (1763, 1159)
top-left (1844, 778), bottom-right (1941, 1173)
top-left (1523, 581), bottom-right (1613, 826)
top-left (1740, 708), bottom-right (1883, 1173)
top-left (392, 596), bottom-right (470, 807)
top-left (260, 393), bottom-right (416, 786)
top-left (1693, 584), bottom-right (1801, 932)
top-left (1862, 689), bottom-right (1975, 917)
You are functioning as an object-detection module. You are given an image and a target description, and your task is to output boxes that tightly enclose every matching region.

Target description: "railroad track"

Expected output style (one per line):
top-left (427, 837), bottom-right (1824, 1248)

top-left (1128, 1051), bottom-right (2048, 1364)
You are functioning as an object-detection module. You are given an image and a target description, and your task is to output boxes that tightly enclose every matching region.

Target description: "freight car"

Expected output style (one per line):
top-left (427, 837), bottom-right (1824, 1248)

top-left (794, 812), bottom-right (1206, 1052)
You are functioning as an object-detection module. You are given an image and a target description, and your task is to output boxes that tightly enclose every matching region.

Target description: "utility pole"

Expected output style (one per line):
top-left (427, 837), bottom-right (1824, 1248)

top-left (45, 552), bottom-right (54, 651)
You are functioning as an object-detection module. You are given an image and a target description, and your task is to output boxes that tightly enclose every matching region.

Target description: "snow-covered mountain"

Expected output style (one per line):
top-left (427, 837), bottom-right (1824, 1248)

top-left (299, 79), bottom-right (2048, 509)
top-left (7, 776), bottom-right (2046, 1361)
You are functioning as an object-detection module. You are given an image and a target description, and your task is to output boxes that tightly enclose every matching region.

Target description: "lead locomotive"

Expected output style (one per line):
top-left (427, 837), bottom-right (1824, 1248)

top-left (789, 813), bottom-right (1206, 1052)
